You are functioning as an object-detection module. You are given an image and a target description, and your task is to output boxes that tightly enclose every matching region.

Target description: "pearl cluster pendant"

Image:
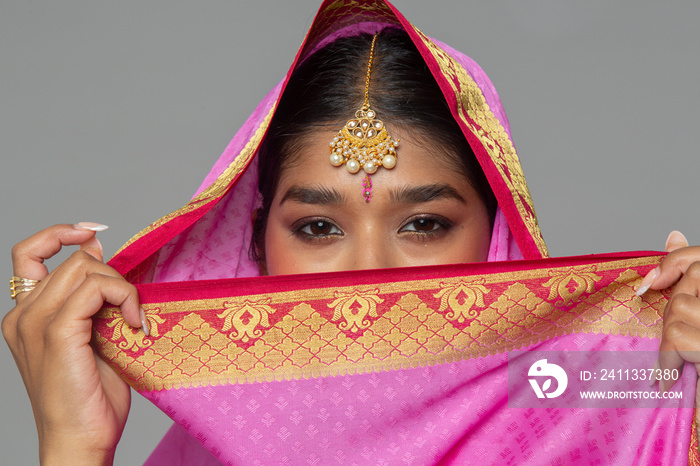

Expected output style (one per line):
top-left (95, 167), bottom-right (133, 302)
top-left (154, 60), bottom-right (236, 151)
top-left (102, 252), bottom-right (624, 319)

top-left (329, 108), bottom-right (399, 175)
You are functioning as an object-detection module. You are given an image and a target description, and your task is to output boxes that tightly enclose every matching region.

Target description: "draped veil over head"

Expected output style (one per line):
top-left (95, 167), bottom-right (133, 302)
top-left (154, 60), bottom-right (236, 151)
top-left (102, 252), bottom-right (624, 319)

top-left (109, 0), bottom-right (546, 286)
top-left (92, 1), bottom-right (698, 464)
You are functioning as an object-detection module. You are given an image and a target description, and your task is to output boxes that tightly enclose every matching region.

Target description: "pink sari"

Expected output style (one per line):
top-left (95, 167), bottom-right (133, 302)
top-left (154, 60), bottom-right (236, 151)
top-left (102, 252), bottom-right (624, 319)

top-left (94, 0), bottom-right (699, 463)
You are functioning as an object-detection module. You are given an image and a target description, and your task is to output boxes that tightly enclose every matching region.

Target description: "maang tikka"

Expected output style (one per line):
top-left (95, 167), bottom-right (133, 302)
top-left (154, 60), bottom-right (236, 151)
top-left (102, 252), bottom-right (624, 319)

top-left (329, 34), bottom-right (399, 203)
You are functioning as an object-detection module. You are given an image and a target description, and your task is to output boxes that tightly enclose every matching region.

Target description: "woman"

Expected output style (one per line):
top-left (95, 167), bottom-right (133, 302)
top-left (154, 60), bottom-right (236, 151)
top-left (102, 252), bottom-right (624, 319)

top-left (4, 1), bottom-right (700, 464)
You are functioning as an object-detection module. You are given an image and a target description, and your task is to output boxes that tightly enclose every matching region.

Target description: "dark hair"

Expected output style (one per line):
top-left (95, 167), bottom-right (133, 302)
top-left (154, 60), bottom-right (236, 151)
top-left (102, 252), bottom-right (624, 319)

top-left (251, 28), bottom-right (497, 263)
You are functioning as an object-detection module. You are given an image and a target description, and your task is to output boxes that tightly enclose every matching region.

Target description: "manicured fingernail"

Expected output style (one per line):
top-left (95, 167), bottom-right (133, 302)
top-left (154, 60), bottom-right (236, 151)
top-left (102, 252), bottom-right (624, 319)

top-left (665, 230), bottom-right (688, 251)
top-left (636, 267), bottom-right (659, 296)
top-left (140, 307), bottom-right (150, 336)
top-left (74, 222), bottom-right (109, 232)
top-left (649, 359), bottom-right (659, 387)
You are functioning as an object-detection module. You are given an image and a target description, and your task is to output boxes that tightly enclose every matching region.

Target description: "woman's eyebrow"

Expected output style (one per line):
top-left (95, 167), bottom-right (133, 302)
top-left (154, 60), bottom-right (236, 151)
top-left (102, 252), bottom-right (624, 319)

top-left (280, 185), bottom-right (345, 205)
top-left (389, 183), bottom-right (466, 204)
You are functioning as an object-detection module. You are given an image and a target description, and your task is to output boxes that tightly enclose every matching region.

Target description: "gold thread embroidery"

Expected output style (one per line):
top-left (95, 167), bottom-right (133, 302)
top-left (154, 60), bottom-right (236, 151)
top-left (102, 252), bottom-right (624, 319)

top-left (542, 266), bottom-right (602, 306)
top-left (93, 257), bottom-right (665, 391)
top-left (434, 280), bottom-right (489, 323)
top-left (329, 289), bottom-right (383, 333)
top-left (105, 308), bottom-right (165, 352)
top-left (217, 299), bottom-right (277, 343)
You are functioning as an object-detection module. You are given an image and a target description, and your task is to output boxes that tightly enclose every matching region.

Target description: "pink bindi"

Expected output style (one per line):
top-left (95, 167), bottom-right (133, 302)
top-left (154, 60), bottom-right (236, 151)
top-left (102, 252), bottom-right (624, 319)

top-left (362, 174), bottom-right (373, 203)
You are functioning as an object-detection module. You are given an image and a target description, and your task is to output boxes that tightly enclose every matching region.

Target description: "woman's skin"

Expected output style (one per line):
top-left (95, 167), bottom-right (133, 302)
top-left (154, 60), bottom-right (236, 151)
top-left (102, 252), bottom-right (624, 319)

top-left (265, 130), bottom-right (492, 275)
top-left (2, 130), bottom-right (700, 462)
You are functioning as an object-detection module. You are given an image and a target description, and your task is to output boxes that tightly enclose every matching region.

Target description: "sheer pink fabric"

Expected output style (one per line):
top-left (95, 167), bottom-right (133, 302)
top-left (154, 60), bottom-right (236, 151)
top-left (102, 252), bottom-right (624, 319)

top-left (143, 333), bottom-right (693, 465)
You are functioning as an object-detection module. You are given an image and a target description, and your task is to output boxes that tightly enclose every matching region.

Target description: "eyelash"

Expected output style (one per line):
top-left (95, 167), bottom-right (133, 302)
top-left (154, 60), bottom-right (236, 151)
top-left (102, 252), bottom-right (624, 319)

top-left (292, 215), bottom-right (454, 243)
top-left (398, 215), bottom-right (454, 237)
top-left (292, 217), bottom-right (343, 242)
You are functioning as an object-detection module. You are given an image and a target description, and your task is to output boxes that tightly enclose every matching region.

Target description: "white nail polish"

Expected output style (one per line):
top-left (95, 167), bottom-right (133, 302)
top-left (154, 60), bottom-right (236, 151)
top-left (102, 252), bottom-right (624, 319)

top-left (635, 267), bottom-right (659, 296)
top-left (74, 222), bottom-right (109, 232)
top-left (635, 283), bottom-right (652, 297)
top-left (140, 307), bottom-right (150, 336)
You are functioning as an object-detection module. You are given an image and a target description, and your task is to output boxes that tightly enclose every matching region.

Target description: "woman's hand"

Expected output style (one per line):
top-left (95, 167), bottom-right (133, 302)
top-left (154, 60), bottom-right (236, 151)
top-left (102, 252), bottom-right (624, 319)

top-left (640, 230), bottom-right (700, 438)
top-left (2, 224), bottom-right (146, 465)
top-left (647, 231), bottom-right (700, 390)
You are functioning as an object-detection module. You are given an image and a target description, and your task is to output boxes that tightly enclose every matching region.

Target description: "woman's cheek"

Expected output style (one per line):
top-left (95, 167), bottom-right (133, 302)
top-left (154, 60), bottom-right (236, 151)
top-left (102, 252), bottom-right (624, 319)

top-left (264, 222), bottom-right (338, 276)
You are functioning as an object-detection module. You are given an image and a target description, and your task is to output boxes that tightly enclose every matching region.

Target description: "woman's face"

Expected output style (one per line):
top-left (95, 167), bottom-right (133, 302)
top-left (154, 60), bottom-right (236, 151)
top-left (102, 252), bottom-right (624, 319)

top-left (264, 129), bottom-right (492, 275)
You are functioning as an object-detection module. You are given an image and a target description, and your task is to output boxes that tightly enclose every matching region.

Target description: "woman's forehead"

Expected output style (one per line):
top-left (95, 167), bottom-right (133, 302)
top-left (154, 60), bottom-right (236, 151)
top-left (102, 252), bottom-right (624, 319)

top-left (274, 128), bottom-right (477, 204)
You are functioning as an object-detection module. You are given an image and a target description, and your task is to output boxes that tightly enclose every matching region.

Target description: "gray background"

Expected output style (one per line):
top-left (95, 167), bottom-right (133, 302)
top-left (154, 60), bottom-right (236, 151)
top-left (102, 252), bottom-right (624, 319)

top-left (2, 1), bottom-right (699, 464)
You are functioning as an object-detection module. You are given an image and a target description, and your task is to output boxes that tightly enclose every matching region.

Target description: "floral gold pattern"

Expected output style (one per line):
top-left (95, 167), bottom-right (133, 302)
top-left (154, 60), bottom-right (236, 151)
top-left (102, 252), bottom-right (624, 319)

top-left (217, 299), bottom-right (277, 343)
top-left (93, 256), bottom-right (665, 391)
top-left (105, 308), bottom-right (165, 352)
top-left (434, 280), bottom-right (489, 323)
top-left (542, 266), bottom-right (602, 307)
top-left (328, 289), bottom-right (383, 332)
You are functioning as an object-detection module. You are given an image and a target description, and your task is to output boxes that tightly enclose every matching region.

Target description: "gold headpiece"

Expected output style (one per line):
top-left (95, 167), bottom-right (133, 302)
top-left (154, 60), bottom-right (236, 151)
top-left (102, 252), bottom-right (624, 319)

top-left (329, 34), bottom-right (399, 202)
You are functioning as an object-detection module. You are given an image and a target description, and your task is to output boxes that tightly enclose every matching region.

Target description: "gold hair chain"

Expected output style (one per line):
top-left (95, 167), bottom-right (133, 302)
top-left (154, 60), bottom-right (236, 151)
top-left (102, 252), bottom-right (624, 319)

top-left (329, 34), bottom-right (399, 203)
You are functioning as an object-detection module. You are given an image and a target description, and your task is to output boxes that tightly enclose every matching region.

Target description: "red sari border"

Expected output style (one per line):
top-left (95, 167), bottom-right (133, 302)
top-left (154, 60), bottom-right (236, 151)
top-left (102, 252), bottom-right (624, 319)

top-left (94, 252), bottom-right (667, 392)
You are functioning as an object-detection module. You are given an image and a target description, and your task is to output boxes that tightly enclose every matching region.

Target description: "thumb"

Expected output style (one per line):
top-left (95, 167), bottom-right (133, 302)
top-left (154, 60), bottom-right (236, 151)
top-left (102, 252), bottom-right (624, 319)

top-left (80, 236), bottom-right (104, 261)
top-left (665, 230), bottom-right (689, 252)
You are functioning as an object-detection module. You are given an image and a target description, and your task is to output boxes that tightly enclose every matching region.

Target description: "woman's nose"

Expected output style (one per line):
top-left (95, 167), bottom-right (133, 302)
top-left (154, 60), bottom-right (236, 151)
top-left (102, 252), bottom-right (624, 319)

top-left (346, 230), bottom-right (391, 270)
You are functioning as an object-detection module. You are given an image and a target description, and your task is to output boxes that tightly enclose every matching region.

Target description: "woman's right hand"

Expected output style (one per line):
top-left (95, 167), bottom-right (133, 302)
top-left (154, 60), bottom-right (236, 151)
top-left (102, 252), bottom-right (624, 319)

top-left (2, 224), bottom-right (145, 465)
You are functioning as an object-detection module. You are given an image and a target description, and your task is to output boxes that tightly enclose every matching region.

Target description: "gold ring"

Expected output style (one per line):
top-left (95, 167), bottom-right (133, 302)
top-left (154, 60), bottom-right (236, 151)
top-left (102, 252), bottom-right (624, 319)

top-left (10, 276), bottom-right (40, 300)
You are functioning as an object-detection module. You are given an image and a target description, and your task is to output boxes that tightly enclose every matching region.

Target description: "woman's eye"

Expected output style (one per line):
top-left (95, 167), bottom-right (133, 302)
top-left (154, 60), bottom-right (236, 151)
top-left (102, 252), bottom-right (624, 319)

top-left (406, 218), bottom-right (439, 232)
top-left (400, 217), bottom-right (452, 235)
top-left (298, 220), bottom-right (342, 237)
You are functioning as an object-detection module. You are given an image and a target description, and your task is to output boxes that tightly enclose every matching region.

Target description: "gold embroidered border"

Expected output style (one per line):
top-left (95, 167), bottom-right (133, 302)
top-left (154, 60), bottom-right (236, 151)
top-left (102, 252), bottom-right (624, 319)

top-left (412, 28), bottom-right (547, 257)
top-left (94, 257), bottom-right (664, 391)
